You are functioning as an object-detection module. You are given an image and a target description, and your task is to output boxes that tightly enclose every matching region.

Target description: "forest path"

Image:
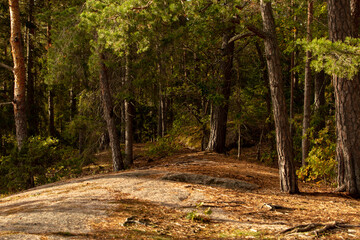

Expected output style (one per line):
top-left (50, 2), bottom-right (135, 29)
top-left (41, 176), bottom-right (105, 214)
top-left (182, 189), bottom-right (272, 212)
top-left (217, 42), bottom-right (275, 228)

top-left (0, 147), bottom-right (360, 239)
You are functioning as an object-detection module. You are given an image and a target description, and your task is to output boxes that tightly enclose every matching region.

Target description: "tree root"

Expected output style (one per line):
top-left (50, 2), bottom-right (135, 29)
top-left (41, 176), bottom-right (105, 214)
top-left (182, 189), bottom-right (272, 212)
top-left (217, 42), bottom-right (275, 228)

top-left (281, 222), bottom-right (360, 236)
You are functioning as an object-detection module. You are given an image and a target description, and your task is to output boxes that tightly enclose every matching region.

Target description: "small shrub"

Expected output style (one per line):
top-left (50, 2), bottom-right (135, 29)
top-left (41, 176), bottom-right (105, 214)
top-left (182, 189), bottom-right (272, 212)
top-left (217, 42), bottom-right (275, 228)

top-left (185, 202), bottom-right (212, 223)
top-left (297, 126), bottom-right (336, 184)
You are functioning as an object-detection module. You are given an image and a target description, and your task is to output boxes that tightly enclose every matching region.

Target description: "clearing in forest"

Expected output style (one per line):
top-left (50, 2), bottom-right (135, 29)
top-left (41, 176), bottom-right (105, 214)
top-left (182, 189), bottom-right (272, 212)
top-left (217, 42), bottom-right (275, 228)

top-left (0, 145), bottom-right (359, 239)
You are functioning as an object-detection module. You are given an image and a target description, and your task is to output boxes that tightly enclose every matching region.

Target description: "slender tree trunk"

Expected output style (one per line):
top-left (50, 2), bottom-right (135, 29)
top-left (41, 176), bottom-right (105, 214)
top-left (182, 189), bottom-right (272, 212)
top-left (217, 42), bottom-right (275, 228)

top-left (260, 0), bottom-right (299, 193)
top-left (206, 28), bottom-right (234, 153)
top-left (290, 53), bottom-right (295, 136)
top-left (46, 19), bottom-right (55, 137)
top-left (314, 71), bottom-right (326, 113)
top-left (157, 82), bottom-right (162, 139)
top-left (9, 0), bottom-right (27, 149)
top-left (125, 100), bottom-right (134, 168)
top-left (289, 0), bottom-right (297, 136)
top-left (302, 0), bottom-right (313, 166)
top-left (124, 52), bottom-right (134, 168)
top-left (48, 90), bottom-right (55, 136)
top-left (26, 0), bottom-right (37, 136)
top-left (161, 95), bottom-right (167, 136)
top-left (237, 124), bottom-right (241, 159)
top-left (99, 52), bottom-right (123, 171)
top-left (69, 87), bottom-right (77, 121)
top-left (328, 0), bottom-right (360, 196)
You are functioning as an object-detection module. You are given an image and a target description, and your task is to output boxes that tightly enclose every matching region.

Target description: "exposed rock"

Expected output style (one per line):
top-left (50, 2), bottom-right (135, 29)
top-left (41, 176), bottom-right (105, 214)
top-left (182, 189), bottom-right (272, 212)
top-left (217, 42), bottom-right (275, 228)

top-left (161, 172), bottom-right (258, 191)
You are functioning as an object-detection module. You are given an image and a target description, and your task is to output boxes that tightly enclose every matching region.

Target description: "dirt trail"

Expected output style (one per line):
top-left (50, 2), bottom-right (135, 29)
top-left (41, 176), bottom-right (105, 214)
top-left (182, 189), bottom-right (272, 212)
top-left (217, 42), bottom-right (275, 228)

top-left (0, 149), bottom-right (360, 239)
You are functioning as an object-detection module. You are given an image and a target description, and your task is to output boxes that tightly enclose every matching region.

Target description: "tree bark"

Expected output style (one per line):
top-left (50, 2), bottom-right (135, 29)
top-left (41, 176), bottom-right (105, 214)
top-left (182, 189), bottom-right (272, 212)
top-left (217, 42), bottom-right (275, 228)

top-left (302, 0), bottom-right (313, 166)
top-left (99, 52), bottom-right (123, 171)
top-left (9, 0), bottom-right (27, 149)
top-left (260, 0), bottom-right (299, 193)
top-left (328, 0), bottom-right (360, 196)
top-left (206, 28), bottom-right (234, 153)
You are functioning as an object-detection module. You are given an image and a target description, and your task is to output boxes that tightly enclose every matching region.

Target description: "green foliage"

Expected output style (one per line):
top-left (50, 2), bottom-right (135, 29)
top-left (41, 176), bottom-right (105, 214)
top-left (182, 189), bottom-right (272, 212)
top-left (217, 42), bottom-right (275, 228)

top-left (298, 37), bottom-right (360, 79)
top-left (297, 126), bottom-right (337, 184)
top-left (145, 136), bottom-right (181, 159)
top-left (185, 202), bottom-right (212, 223)
top-left (0, 136), bottom-right (84, 193)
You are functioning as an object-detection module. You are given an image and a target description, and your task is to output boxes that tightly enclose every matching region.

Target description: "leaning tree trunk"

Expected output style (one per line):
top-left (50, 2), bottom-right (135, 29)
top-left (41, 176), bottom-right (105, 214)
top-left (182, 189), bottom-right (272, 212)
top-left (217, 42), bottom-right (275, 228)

top-left (260, 0), bottom-right (299, 194)
top-left (99, 52), bottom-right (123, 171)
top-left (302, 0), bottom-right (313, 166)
top-left (328, 0), bottom-right (360, 196)
top-left (206, 29), bottom-right (234, 153)
top-left (9, 0), bottom-right (27, 150)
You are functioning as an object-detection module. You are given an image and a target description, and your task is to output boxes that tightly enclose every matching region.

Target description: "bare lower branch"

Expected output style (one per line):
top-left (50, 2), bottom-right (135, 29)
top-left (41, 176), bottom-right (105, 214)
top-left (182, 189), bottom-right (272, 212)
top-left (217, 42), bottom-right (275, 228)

top-left (132, 0), bottom-right (153, 10)
top-left (228, 32), bottom-right (255, 44)
top-left (0, 102), bottom-right (13, 106)
top-left (0, 62), bottom-right (14, 72)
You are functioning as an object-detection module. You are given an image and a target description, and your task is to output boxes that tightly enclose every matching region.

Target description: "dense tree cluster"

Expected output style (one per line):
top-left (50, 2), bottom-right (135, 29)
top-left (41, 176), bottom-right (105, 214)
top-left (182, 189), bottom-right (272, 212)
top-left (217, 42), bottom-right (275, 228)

top-left (1, 0), bottom-right (360, 196)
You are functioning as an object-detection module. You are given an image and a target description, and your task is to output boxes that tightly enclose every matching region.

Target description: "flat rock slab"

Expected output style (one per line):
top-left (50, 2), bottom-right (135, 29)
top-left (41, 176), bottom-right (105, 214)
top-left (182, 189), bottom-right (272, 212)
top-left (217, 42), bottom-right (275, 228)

top-left (0, 169), bottom-right (258, 239)
top-left (161, 172), bottom-right (258, 191)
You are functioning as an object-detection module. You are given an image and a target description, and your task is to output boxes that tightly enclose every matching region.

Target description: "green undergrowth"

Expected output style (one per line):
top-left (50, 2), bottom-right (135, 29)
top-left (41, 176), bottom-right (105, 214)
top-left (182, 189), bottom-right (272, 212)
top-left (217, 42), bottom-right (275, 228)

top-left (297, 126), bottom-right (337, 184)
top-left (0, 136), bottom-right (90, 194)
top-left (145, 136), bottom-right (182, 159)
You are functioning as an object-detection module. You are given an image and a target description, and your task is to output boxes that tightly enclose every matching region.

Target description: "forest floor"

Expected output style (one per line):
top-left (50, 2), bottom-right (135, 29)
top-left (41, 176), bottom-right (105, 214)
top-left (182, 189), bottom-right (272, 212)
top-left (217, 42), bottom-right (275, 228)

top-left (0, 144), bottom-right (360, 239)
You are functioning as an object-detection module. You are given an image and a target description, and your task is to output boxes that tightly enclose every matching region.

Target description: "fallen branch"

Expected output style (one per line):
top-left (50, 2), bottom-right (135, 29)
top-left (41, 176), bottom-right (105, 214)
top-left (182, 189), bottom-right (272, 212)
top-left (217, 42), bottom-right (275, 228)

top-left (262, 203), bottom-right (293, 211)
top-left (281, 222), bottom-right (360, 236)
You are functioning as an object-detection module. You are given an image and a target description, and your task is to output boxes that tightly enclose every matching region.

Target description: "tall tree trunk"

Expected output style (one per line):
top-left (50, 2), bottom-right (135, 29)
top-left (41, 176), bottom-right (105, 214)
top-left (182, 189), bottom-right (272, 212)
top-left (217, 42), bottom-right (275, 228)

top-left (206, 29), bottom-right (234, 153)
top-left (99, 52), bottom-right (123, 171)
top-left (26, 0), bottom-right (37, 136)
top-left (9, 0), bottom-right (27, 149)
top-left (302, 0), bottom-right (314, 166)
top-left (46, 19), bottom-right (55, 137)
top-left (124, 52), bottom-right (134, 168)
top-left (328, 0), bottom-right (360, 196)
top-left (260, 0), bottom-right (299, 193)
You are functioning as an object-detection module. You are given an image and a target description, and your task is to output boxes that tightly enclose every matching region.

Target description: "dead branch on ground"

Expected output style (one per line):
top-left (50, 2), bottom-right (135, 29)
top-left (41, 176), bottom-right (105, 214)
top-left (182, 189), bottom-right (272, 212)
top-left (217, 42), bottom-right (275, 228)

top-left (281, 222), bottom-right (360, 236)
